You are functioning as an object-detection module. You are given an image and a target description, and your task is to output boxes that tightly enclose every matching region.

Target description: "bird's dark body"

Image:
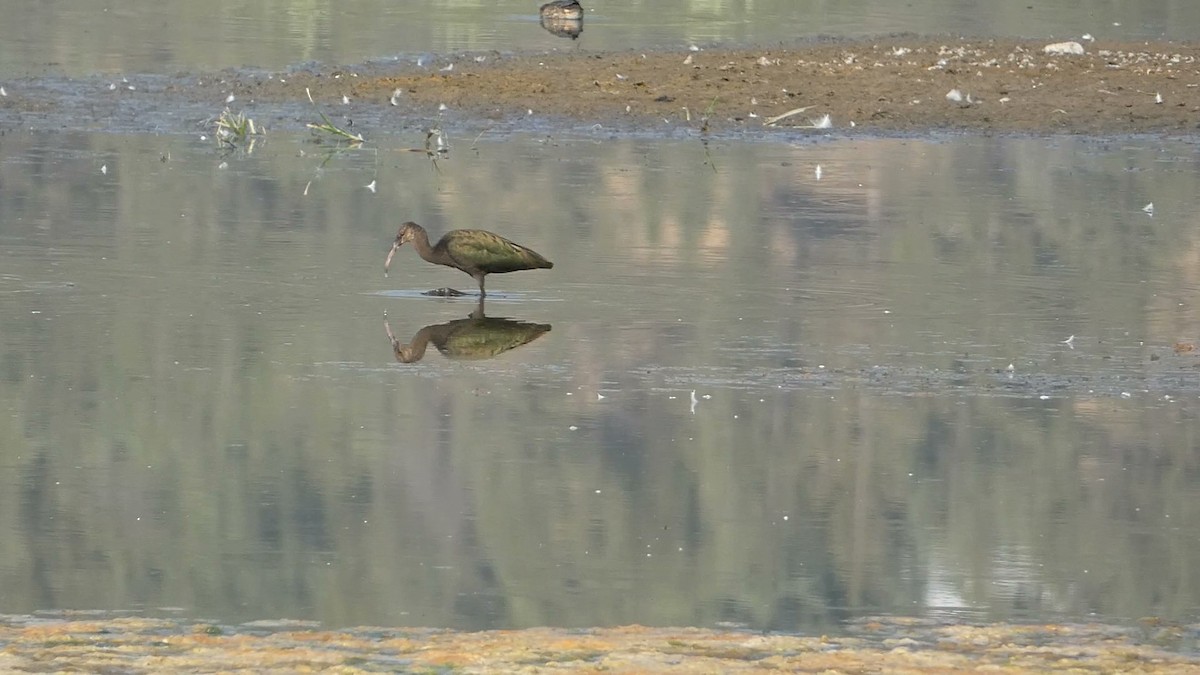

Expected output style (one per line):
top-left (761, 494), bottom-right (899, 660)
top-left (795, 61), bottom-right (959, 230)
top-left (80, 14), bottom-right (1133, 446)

top-left (385, 221), bottom-right (552, 297)
top-left (540, 0), bottom-right (584, 20)
top-left (436, 229), bottom-right (552, 276)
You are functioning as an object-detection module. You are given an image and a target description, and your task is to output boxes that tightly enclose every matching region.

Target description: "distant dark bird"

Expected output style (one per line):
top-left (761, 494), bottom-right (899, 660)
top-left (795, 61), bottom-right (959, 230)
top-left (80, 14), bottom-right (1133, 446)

top-left (385, 221), bottom-right (553, 297)
top-left (539, 0), bottom-right (584, 20)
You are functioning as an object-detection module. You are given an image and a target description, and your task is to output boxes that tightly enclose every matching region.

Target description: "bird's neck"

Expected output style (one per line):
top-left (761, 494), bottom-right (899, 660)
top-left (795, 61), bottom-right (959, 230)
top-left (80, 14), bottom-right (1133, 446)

top-left (393, 327), bottom-right (432, 363)
top-left (409, 229), bottom-right (446, 265)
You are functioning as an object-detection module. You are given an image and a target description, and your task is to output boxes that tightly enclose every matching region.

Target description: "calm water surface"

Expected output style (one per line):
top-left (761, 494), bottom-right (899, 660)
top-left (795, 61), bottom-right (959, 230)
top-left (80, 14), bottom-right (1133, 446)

top-left (1, 0), bottom-right (1198, 77)
top-left (1, 131), bottom-right (1198, 631)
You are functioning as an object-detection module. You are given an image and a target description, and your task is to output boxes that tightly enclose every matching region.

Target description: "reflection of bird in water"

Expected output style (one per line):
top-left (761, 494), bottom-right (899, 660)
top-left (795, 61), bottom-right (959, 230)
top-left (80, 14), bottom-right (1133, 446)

top-left (540, 15), bottom-right (583, 39)
top-left (385, 301), bottom-right (552, 363)
top-left (539, 0), bottom-right (583, 20)
top-left (385, 222), bottom-right (553, 298)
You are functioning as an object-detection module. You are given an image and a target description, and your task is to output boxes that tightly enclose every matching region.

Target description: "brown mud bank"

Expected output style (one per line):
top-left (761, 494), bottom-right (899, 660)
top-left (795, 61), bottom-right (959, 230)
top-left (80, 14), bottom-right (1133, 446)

top-left (0, 616), bottom-right (1196, 672)
top-left (200, 37), bottom-right (1200, 136)
top-left (3, 37), bottom-right (1199, 136)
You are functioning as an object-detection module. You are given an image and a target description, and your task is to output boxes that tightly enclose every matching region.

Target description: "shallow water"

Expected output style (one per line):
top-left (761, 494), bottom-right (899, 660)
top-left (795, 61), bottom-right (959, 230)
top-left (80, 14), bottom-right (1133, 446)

top-left (2, 130), bottom-right (1199, 632)
top-left (1, 0), bottom-right (1198, 77)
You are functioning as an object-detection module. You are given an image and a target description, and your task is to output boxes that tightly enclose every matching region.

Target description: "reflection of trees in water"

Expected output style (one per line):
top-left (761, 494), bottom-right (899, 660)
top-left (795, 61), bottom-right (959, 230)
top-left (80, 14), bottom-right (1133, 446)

top-left (4, 133), bottom-right (1200, 630)
top-left (415, 138), bottom-right (1200, 628)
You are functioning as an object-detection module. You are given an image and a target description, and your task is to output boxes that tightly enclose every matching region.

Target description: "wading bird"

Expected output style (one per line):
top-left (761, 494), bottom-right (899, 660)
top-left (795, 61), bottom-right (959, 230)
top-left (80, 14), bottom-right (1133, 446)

top-left (384, 222), bottom-right (553, 297)
top-left (539, 0), bottom-right (584, 20)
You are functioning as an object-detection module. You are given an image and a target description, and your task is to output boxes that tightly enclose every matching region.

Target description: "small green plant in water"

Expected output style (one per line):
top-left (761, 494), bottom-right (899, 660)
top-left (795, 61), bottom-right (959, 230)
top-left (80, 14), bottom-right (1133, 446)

top-left (214, 108), bottom-right (260, 147)
top-left (306, 110), bottom-right (365, 143)
top-left (699, 95), bottom-right (718, 134)
top-left (303, 87), bottom-right (364, 144)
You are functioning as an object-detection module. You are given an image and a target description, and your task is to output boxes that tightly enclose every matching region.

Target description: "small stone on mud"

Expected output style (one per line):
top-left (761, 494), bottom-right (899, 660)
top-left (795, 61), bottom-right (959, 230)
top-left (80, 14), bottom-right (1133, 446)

top-left (1043, 41), bottom-right (1085, 56)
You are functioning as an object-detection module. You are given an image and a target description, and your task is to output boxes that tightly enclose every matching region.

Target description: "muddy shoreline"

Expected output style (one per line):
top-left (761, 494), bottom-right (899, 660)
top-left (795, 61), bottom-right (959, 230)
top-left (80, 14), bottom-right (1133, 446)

top-left (0, 616), bottom-right (1195, 672)
top-left (3, 36), bottom-right (1200, 136)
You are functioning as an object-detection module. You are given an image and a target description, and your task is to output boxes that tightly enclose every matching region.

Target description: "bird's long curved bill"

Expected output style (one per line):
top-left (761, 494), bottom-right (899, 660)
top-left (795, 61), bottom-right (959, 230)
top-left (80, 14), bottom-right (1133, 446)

top-left (384, 243), bottom-right (399, 276)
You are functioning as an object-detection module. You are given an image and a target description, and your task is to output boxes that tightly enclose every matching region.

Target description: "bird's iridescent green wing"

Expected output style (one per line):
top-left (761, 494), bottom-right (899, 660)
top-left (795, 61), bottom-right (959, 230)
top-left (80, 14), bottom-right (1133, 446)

top-left (445, 230), bottom-right (549, 273)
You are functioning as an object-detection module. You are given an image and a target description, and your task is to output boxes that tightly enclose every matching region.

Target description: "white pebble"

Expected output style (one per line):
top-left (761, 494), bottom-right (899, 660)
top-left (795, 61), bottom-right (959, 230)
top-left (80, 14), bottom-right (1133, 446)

top-left (1043, 41), bottom-right (1084, 56)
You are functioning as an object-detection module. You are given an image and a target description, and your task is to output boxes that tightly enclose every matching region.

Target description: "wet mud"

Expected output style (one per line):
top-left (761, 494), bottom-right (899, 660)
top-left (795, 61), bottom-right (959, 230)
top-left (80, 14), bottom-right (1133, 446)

top-left (333, 37), bottom-right (1200, 135)
top-left (0, 615), bottom-right (1196, 672)
top-left (3, 37), bottom-right (1200, 135)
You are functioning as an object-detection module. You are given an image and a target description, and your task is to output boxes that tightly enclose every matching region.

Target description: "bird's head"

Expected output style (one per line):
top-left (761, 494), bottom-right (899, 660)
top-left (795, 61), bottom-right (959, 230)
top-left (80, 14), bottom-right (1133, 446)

top-left (385, 222), bottom-right (421, 275)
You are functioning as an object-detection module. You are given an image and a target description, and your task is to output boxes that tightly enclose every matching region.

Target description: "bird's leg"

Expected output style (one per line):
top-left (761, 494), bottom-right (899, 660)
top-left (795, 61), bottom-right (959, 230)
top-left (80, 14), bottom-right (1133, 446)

top-left (476, 274), bottom-right (487, 298)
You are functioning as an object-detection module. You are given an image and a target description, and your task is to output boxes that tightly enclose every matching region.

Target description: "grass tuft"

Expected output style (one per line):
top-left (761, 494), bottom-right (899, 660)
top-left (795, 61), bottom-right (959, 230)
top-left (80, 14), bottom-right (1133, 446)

top-left (214, 108), bottom-right (261, 147)
top-left (304, 87), bottom-right (365, 144)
